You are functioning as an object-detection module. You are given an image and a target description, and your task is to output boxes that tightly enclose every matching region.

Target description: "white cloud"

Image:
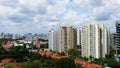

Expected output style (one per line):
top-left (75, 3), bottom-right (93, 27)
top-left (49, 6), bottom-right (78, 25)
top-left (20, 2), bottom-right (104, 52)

top-left (73, 0), bottom-right (104, 7)
top-left (0, 0), bottom-right (119, 33)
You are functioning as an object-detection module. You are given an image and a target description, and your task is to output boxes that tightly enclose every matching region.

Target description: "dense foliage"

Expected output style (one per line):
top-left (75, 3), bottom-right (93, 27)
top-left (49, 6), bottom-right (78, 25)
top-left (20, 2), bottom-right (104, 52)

top-left (5, 56), bottom-right (77, 68)
top-left (0, 46), bottom-right (29, 62)
top-left (68, 48), bottom-right (81, 58)
top-left (0, 38), bottom-right (120, 68)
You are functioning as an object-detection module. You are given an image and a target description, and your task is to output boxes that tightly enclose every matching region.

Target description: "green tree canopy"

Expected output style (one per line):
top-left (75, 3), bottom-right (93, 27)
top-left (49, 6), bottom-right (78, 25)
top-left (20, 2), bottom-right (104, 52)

top-left (56, 58), bottom-right (75, 68)
top-left (68, 48), bottom-right (81, 58)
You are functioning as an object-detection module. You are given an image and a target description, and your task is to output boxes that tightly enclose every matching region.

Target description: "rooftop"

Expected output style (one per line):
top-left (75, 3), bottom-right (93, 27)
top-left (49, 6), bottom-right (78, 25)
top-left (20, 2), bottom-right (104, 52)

top-left (4, 43), bottom-right (13, 47)
top-left (39, 51), bottom-right (102, 68)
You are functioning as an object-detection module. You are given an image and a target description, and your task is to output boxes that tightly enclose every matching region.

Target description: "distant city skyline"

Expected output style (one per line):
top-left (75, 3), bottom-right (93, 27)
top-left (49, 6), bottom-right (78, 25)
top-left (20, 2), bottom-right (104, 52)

top-left (0, 0), bottom-right (120, 33)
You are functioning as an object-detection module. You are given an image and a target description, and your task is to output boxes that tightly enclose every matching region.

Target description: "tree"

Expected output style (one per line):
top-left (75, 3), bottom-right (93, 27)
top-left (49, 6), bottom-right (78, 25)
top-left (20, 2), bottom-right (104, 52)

top-left (56, 58), bottom-right (75, 68)
top-left (0, 46), bottom-right (8, 60)
top-left (75, 64), bottom-right (82, 68)
top-left (93, 58), bottom-right (104, 65)
top-left (19, 60), bottom-right (41, 68)
top-left (30, 53), bottom-right (41, 60)
top-left (82, 57), bottom-right (89, 61)
top-left (103, 59), bottom-right (120, 68)
top-left (4, 63), bottom-right (14, 68)
top-left (89, 55), bottom-right (93, 62)
top-left (58, 52), bottom-right (65, 56)
top-left (68, 48), bottom-right (81, 58)
top-left (40, 55), bottom-right (47, 62)
top-left (8, 46), bottom-right (29, 62)
top-left (105, 46), bottom-right (115, 59)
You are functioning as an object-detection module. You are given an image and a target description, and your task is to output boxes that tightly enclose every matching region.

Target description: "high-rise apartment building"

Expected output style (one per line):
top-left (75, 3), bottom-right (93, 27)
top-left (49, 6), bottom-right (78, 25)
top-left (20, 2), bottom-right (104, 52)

top-left (77, 29), bottom-right (81, 46)
top-left (111, 33), bottom-right (116, 46)
top-left (115, 21), bottom-right (120, 61)
top-left (48, 30), bottom-right (60, 51)
top-left (81, 23), bottom-right (110, 58)
top-left (48, 26), bottom-right (76, 52)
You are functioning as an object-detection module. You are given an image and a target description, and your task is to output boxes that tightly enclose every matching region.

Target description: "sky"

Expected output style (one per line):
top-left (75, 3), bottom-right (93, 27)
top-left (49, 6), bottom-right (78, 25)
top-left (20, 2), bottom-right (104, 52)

top-left (0, 0), bottom-right (120, 34)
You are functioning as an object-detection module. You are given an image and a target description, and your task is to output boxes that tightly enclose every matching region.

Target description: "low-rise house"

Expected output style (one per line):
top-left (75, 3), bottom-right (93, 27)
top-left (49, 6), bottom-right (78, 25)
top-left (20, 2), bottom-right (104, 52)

top-left (3, 43), bottom-right (13, 50)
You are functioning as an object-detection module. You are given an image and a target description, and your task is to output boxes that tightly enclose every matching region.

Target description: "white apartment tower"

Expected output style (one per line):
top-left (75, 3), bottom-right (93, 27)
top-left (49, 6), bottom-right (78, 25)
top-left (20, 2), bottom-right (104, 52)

top-left (48, 26), bottom-right (76, 52)
top-left (77, 29), bottom-right (81, 46)
top-left (81, 23), bottom-right (110, 58)
top-left (48, 30), bottom-right (60, 51)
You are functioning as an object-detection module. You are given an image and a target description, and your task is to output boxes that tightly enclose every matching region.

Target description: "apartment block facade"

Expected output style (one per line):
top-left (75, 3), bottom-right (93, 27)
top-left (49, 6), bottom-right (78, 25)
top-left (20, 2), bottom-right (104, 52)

top-left (48, 26), bottom-right (76, 52)
top-left (77, 29), bottom-right (81, 46)
top-left (81, 24), bottom-right (110, 58)
top-left (115, 21), bottom-right (120, 61)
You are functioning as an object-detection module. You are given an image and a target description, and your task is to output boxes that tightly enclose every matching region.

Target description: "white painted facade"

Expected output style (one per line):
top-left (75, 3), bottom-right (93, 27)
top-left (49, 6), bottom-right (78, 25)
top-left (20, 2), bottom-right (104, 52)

top-left (81, 23), bottom-right (110, 58)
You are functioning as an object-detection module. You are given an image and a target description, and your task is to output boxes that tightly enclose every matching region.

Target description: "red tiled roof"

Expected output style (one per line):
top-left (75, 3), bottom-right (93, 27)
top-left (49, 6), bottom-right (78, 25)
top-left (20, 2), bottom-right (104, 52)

top-left (75, 59), bottom-right (102, 68)
top-left (4, 43), bottom-right (13, 47)
top-left (39, 51), bottom-right (102, 68)
top-left (1, 58), bottom-right (11, 64)
top-left (39, 51), bottom-right (68, 59)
